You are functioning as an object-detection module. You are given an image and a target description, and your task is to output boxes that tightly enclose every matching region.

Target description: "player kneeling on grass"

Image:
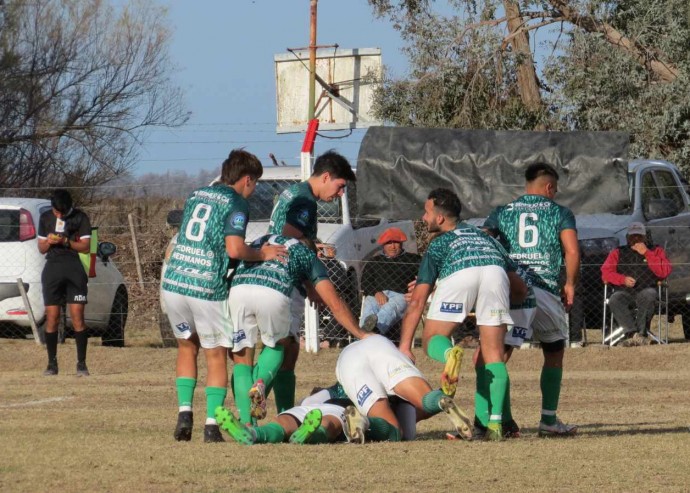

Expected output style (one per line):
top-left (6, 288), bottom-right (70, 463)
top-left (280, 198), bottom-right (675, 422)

top-left (336, 334), bottom-right (473, 443)
top-left (228, 235), bottom-right (370, 425)
top-left (398, 188), bottom-right (527, 441)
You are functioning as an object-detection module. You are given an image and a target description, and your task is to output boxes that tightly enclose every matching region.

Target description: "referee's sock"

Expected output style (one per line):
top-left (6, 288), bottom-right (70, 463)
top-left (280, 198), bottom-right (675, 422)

top-left (427, 335), bottom-right (453, 363)
top-left (45, 331), bottom-right (58, 363)
top-left (367, 417), bottom-right (401, 442)
top-left (74, 330), bottom-right (88, 363)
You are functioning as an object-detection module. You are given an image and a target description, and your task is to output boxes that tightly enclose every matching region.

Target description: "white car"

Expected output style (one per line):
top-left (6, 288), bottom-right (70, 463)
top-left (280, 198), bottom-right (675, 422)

top-left (0, 198), bottom-right (128, 346)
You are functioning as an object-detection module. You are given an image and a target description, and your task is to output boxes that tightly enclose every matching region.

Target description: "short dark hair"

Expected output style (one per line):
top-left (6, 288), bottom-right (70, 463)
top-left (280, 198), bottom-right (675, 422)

top-left (50, 189), bottom-right (73, 214)
top-left (525, 162), bottom-right (559, 183)
top-left (220, 149), bottom-right (263, 185)
top-left (313, 150), bottom-right (356, 182)
top-left (428, 188), bottom-right (462, 220)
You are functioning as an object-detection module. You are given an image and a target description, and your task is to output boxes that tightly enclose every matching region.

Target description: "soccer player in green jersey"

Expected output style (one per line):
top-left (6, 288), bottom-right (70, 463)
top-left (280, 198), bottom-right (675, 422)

top-left (162, 149), bottom-right (286, 443)
top-left (228, 235), bottom-right (368, 424)
top-left (267, 150), bottom-right (356, 413)
top-left (483, 162), bottom-right (580, 437)
top-left (399, 188), bottom-right (528, 441)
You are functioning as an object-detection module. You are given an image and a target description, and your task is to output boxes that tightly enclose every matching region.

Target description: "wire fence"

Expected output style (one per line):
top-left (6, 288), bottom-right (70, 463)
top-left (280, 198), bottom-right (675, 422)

top-left (2, 180), bottom-right (690, 349)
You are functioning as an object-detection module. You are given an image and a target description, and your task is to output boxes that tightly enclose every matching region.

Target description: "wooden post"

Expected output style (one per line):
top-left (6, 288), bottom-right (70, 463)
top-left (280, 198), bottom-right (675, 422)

top-left (128, 213), bottom-right (145, 289)
top-left (17, 278), bottom-right (42, 346)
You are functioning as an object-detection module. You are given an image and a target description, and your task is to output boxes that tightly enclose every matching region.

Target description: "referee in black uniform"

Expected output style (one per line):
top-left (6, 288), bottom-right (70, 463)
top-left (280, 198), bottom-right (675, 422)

top-left (37, 189), bottom-right (92, 376)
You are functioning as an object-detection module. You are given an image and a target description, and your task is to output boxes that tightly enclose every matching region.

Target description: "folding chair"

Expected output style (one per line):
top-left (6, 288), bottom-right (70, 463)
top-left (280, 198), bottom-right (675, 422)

top-left (602, 281), bottom-right (669, 346)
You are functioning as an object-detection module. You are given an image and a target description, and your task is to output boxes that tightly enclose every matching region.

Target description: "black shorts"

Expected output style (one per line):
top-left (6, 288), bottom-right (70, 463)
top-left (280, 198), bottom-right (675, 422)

top-left (42, 257), bottom-right (88, 306)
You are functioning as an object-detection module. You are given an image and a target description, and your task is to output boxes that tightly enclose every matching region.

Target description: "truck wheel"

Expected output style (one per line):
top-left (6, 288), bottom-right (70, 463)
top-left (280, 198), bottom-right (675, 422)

top-left (682, 310), bottom-right (690, 340)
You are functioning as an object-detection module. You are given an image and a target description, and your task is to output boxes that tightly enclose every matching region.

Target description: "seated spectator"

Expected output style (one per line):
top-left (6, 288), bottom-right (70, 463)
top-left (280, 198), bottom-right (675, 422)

top-left (360, 227), bottom-right (420, 335)
top-left (601, 222), bottom-right (672, 345)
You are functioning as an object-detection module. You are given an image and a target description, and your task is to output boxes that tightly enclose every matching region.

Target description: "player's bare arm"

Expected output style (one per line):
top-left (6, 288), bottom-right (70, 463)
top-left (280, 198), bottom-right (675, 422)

top-left (560, 228), bottom-right (580, 310)
top-left (315, 280), bottom-right (369, 340)
top-left (398, 283), bottom-right (432, 361)
top-left (225, 235), bottom-right (287, 262)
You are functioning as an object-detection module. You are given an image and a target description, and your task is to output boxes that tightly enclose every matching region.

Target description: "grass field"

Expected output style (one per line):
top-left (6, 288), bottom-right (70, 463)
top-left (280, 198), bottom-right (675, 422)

top-left (2, 328), bottom-right (690, 493)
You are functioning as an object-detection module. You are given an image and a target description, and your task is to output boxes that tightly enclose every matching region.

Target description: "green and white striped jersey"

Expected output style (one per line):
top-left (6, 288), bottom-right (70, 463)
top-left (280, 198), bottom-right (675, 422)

top-left (268, 181), bottom-right (318, 240)
top-left (484, 194), bottom-right (576, 296)
top-left (231, 235), bottom-right (330, 298)
top-left (162, 184), bottom-right (249, 301)
top-left (416, 223), bottom-right (516, 285)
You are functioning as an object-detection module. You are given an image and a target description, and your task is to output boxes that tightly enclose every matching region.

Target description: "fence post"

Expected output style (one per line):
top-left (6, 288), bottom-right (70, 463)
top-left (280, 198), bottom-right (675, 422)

top-left (128, 213), bottom-right (145, 289)
top-left (17, 278), bottom-right (42, 346)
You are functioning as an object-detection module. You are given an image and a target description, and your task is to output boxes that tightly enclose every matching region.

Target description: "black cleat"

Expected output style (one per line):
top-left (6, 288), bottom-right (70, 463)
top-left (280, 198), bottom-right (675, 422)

top-left (203, 424), bottom-right (225, 443)
top-left (76, 361), bottom-right (90, 377)
top-left (43, 359), bottom-right (58, 376)
top-left (174, 411), bottom-right (193, 441)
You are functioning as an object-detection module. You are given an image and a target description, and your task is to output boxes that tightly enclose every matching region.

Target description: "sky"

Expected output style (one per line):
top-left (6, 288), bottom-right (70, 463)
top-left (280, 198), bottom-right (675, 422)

top-left (135, 0), bottom-right (410, 175)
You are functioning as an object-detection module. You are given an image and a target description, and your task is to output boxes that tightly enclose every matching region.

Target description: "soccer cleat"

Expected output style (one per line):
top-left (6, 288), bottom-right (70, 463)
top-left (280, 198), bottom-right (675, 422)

top-left (484, 422), bottom-right (504, 441)
top-left (289, 408), bottom-right (323, 444)
top-left (439, 396), bottom-right (473, 440)
top-left (249, 379), bottom-right (267, 420)
top-left (173, 411), bottom-right (193, 441)
top-left (76, 361), bottom-right (90, 377)
top-left (43, 359), bottom-right (58, 376)
top-left (503, 419), bottom-right (521, 439)
top-left (215, 406), bottom-right (255, 445)
top-left (538, 419), bottom-right (578, 437)
top-left (203, 424), bottom-right (225, 443)
top-left (361, 314), bottom-right (378, 333)
top-left (441, 346), bottom-right (464, 396)
top-left (343, 405), bottom-right (368, 444)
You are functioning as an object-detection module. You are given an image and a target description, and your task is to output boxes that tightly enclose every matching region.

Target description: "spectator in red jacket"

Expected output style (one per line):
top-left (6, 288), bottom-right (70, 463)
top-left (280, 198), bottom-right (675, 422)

top-left (601, 222), bottom-right (672, 345)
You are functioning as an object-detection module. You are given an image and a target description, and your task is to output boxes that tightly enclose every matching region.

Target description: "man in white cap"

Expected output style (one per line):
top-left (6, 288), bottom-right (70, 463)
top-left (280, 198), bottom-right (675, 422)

top-left (359, 227), bottom-right (420, 335)
top-left (601, 222), bottom-right (672, 345)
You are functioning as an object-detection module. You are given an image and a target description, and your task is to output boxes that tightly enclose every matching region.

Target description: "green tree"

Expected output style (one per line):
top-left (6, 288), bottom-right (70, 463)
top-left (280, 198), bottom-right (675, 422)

top-left (0, 0), bottom-right (189, 195)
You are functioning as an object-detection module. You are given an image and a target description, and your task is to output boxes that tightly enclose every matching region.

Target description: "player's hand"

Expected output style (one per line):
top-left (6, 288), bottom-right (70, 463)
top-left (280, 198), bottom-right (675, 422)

top-left (624, 276), bottom-right (636, 288)
top-left (562, 282), bottom-right (575, 312)
top-left (374, 291), bottom-right (388, 306)
top-left (404, 278), bottom-right (417, 303)
top-left (305, 284), bottom-right (325, 309)
top-left (400, 346), bottom-right (416, 364)
top-left (260, 243), bottom-right (288, 263)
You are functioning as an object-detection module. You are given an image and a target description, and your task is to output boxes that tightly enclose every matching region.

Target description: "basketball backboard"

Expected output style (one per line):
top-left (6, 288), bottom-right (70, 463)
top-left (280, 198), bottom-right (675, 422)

top-left (274, 47), bottom-right (382, 134)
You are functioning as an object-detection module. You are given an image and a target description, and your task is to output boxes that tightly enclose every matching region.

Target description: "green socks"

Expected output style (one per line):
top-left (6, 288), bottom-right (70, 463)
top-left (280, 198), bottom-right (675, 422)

top-left (233, 364), bottom-right (253, 424)
top-left (176, 377), bottom-right (196, 409)
top-left (273, 369), bottom-right (296, 413)
top-left (254, 423), bottom-right (286, 444)
top-left (306, 426), bottom-right (330, 444)
top-left (367, 417), bottom-right (402, 442)
top-left (253, 345), bottom-right (285, 389)
top-left (485, 362), bottom-right (508, 424)
top-left (421, 389), bottom-right (445, 416)
top-left (474, 365), bottom-right (489, 427)
top-left (427, 335), bottom-right (453, 364)
top-left (205, 387), bottom-right (227, 421)
top-left (540, 367), bottom-right (563, 425)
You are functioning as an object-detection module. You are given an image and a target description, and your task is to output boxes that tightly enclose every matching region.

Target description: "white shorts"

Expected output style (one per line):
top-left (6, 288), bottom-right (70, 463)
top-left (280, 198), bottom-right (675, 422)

top-left (532, 288), bottom-right (568, 343)
top-left (162, 290), bottom-right (232, 349)
top-left (428, 266), bottom-right (513, 326)
top-left (336, 335), bottom-right (426, 416)
top-left (504, 307), bottom-right (536, 347)
top-left (229, 285), bottom-right (292, 351)
top-left (280, 404), bottom-right (346, 429)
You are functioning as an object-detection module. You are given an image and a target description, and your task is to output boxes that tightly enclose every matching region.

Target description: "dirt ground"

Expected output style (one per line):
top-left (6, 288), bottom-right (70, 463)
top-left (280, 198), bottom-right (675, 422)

top-left (2, 333), bottom-right (690, 493)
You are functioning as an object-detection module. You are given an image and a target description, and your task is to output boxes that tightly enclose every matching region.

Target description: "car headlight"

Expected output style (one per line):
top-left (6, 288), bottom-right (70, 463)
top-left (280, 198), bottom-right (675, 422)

top-left (579, 237), bottom-right (619, 256)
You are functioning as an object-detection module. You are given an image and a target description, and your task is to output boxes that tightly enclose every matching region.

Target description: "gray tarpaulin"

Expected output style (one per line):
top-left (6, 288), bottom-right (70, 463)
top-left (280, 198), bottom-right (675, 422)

top-left (355, 127), bottom-right (630, 220)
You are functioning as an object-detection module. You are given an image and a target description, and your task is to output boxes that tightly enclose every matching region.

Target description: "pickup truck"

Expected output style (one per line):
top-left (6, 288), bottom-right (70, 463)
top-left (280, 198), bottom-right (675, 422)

top-left (573, 158), bottom-right (690, 338)
top-left (159, 165), bottom-right (417, 345)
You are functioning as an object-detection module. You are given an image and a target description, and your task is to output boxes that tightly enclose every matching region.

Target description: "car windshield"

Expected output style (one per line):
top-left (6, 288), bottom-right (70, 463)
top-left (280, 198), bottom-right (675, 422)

top-left (613, 172), bottom-right (635, 215)
top-left (0, 210), bottom-right (19, 242)
top-left (248, 179), bottom-right (341, 223)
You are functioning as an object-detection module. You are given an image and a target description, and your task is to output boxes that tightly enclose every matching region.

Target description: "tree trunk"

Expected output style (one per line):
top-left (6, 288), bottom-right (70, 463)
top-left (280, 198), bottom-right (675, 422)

top-left (503, 0), bottom-right (543, 113)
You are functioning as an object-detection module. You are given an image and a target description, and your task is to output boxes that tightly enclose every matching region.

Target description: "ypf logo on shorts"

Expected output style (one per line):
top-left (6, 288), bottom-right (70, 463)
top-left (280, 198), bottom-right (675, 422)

top-left (440, 302), bottom-right (463, 313)
top-left (176, 322), bottom-right (191, 333)
top-left (232, 330), bottom-right (246, 344)
top-left (73, 295), bottom-right (86, 302)
top-left (356, 384), bottom-right (373, 406)
top-left (511, 326), bottom-right (528, 340)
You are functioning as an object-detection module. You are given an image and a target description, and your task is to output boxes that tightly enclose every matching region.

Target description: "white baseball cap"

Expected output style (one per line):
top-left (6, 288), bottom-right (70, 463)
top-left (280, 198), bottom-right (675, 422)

top-left (627, 222), bottom-right (646, 236)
